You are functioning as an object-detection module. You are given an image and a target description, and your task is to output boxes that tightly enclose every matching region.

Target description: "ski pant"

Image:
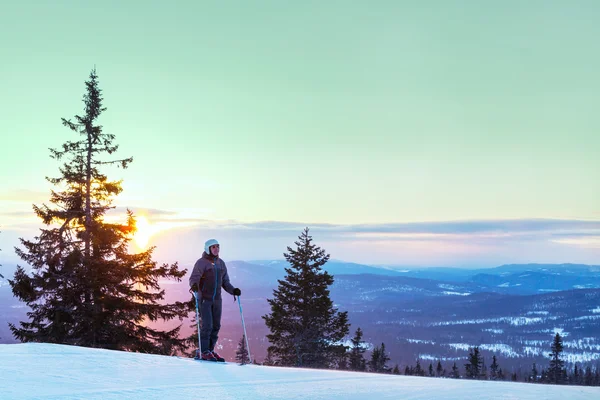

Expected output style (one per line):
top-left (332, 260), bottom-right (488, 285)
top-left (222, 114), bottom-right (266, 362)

top-left (200, 298), bottom-right (222, 352)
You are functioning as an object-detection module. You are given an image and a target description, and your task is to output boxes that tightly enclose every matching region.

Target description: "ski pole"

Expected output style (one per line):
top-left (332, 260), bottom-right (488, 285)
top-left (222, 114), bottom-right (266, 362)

top-left (236, 295), bottom-right (252, 364)
top-left (192, 290), bottom-right (202, 359)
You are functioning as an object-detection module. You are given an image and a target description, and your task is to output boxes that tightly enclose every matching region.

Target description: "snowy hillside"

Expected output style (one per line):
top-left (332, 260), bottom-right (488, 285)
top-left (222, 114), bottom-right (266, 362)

top-left (1, 344), bottom-right (598, 399)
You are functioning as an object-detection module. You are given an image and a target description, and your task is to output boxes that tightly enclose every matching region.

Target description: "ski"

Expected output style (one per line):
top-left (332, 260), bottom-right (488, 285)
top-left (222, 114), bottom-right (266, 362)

top-left (194, 358), bottom-right (227, 364)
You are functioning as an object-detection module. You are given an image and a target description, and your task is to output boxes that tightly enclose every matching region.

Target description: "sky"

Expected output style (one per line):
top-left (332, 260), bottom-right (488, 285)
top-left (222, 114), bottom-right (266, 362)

top-left (0, 1), bottom-right (599, 268)
top-left (1, 343), bottom-right (599, 399)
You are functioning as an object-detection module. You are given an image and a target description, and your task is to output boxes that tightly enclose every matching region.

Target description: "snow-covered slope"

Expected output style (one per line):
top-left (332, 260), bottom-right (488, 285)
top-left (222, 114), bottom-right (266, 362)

top-left (1, 344), bottom-right (598, 399)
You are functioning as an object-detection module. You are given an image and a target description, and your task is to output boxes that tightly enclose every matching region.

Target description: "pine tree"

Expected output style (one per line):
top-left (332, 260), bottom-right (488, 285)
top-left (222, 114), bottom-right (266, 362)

top-left (490, 355), bottom-right (500, 380)
top-left (8, 69), bottom-right (188, 353)
top-left (369, 344), bottom-right (381, 372)
top-left (404, 365), bottom-right (411, 375)
top-left (530, 362), bottom-right (538, 382)
top-left (337, 354), bottom-right (349, 370)
top-left (436, 360), bottom-right (443, 377)
top-left (415, 359), bottom-right (424, 376)
top-left (236, 335), bottom-right (250, 365)
top-left (263, 350), bottom-right (275, 366)
top-left (572, 365), bottom-right (580, 385)
top-left (481, 359), bottom-right (488, 380)
top-left (262, 228), bottom-right (350, 368)
top-left (376, 342), bottom-right (391, 373)
top-left (548, 333), bottom-right (565, 384)
top-left (465, 347), bottom-right (483, 379)
top-left (497, 368), bottom-right (505, 380)
top-left (584, 366), bottom-right (593, 386)
top-left (451, 362), bottom-right (460, 378)
top-left (428, 362), bottom-right (434, 377)
top-left (348, 327), bottom-right (367, 371)
top-left (392, 364), bottom-right (400, 374)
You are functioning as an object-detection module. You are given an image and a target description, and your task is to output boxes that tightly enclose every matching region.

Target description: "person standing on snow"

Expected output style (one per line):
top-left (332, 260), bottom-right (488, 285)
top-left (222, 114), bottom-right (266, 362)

top-left (189, 239), bottom-right (241, 361)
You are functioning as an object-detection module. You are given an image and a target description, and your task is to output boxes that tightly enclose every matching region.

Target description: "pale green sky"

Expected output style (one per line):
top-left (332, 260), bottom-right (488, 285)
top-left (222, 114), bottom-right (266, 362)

top-left (1, 1), bottom-right (599, 265)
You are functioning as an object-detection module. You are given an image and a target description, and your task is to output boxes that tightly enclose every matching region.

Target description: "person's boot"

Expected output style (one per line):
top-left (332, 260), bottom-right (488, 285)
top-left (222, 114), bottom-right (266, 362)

top-left (201, 350), bottom-right (217, 362)
top-left (211, 351), bottom-right (225, 362)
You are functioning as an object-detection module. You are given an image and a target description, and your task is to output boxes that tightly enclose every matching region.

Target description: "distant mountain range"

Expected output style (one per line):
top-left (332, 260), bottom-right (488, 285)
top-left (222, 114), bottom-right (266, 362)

top-left (2, 261), bottom-right (599, 370)
top-left (239, 261), bottom-right (600, 294)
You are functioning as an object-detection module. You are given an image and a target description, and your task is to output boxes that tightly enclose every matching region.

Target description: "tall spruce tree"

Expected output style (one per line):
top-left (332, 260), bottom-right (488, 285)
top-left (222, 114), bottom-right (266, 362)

top-left (8, 69), bottom-right (189, 353)
top-left (263, 228), bottom-right (349, 368)
top-left (348, 327), bottom-right (367, 371)
top-left (236, 335), bottom-right (250, 365)
top-left (548, 332), bottom-right (565, 384)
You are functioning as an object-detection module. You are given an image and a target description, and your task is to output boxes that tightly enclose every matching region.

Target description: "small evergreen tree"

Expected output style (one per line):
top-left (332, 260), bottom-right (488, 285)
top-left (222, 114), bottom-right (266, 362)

top-left (465, 347), bottom-right (483, 379)
top-left (530, 362), bottom-right (538, 383)
top-left (490, 355), bottom-right (500, 381)
top-left (348, 327), bottom-right (367, 371)
top-left (404, 365), bottom-right (411, 375)
top-left (481, 359), bottom-right (488, 380)
top-left (497, 368), bottom-right (505, 381)
top-left (436, 360), bottom-right (443, 377)
top-left (584, 366), bottom-right (593, 386)
top-left (548, 333), bottom-right (565, 384)
top-left (415, 359), bottom-right (425, 376)
top-left (8, 69), bottom-right (188, 353)
top-left (451, 362), bottom-right (460, 378)
top-left (572, 365), bottom-right (580, 385)
top-left (337, 354), bottom-right (349, 370)
top-left (262, 228), bottom-right (350, 368)
top-left (236, 335), bottom-right (250, 365)
top-left (369, 345), bottom-right (381, 372)
top-left (263, 350), bottom-right (275, 366)
top-left (392, 364), bottom-right (400, 374)
top-left (428, 362), bottom-right (434, 377)
top-left (369, 342), bottom-right (390, 373)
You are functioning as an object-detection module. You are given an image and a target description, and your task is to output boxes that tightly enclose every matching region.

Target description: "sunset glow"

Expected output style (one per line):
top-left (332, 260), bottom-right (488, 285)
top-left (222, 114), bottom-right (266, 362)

top-left (133, 216), bottom-right (154, 249)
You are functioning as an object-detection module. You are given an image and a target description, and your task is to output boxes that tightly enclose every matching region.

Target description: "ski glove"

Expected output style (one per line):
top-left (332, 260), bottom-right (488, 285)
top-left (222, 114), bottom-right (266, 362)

top-left (191, 283), bottom-right (199, 292)
top-left (233, 288), bottom-right (241, 296)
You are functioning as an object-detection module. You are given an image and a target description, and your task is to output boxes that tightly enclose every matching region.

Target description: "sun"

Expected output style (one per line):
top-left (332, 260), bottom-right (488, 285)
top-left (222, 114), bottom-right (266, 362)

top-left (133, 215), bottom-right (153, 249)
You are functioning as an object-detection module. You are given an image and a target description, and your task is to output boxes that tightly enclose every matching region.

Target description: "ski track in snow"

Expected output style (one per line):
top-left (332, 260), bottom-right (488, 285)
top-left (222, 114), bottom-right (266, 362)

top-left (1, 344), bottom-right (599, 400)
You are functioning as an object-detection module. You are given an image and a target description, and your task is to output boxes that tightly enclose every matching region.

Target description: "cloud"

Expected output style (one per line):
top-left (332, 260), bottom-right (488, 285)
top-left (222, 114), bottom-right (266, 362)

top-left (3, 216), bottom-right (599, 267)
top-left (0, 211), bottom-right (35, 218)
top-left (210, 218), bottom-right (600, 242)
top-left (0, 189), bottom-right (49, 203)
top-left (551, 237), bottom-right (600, 249)
top-left (105, 207), bottom-right (215, 225)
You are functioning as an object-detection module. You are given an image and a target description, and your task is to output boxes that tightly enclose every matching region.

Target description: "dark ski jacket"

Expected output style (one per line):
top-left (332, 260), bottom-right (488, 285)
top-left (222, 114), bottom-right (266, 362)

top-left (189, 252), bottom-right (235, 301)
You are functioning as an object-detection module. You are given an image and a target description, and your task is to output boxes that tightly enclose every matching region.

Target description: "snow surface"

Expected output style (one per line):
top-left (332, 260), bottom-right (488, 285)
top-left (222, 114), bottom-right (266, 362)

top-left (1, 344), bottom-right (599, 400)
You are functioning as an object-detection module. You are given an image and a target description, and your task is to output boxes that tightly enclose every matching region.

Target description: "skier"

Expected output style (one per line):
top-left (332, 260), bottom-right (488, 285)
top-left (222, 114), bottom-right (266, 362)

top-left (189, 239), bottom-right (241, 362)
